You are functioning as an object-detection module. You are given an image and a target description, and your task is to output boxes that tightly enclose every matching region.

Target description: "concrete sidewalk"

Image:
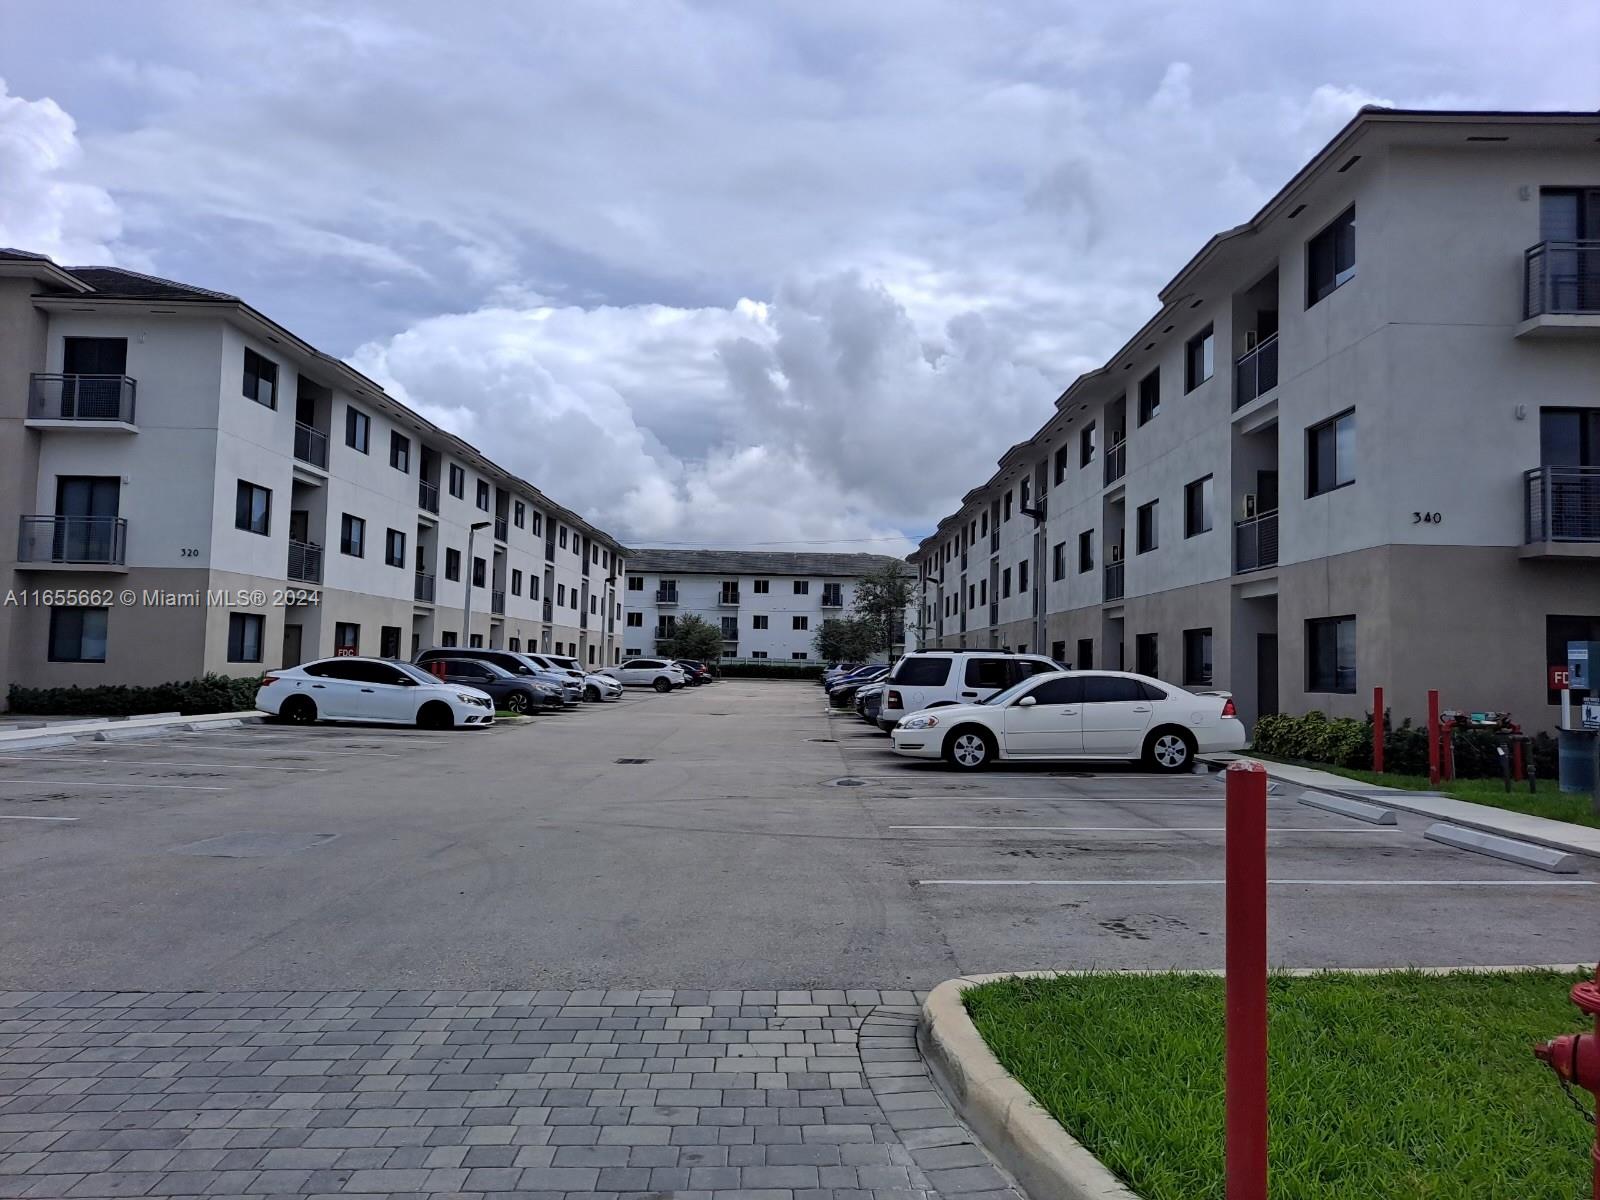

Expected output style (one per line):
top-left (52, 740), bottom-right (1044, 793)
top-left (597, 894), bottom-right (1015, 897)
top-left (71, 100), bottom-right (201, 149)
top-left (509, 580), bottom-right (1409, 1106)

top-left (0, 709), bottom-right (260, 749)
top-left (1218, 753), bottom-right (1600, 860)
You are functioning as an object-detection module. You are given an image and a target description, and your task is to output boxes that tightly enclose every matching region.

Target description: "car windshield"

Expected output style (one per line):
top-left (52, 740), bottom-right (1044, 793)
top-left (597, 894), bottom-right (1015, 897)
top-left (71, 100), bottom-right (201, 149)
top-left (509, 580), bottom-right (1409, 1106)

top-left (393, 661), bottom-right (444, 685)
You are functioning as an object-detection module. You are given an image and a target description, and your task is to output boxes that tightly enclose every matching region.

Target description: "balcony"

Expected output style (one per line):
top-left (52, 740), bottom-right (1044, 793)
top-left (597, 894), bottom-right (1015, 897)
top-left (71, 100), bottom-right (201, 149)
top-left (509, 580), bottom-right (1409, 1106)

top-left (414, 571), bottom-right (435, 603)
top-left (1234, 510), bottom-right (1280, 573)
top-left (494, 515), bottom-right (508, 542)
top-left (1104, 440), bottom-right (1127, 487)
top-left (293, 422), bottom-right (328, 469)
top-left (1234, 333), bottom-right (1280, 408)
top-left (418, 479), bottom-right (440, 514)
top-left (543, 598), bottom-right (554, 622)
top-left (16, 515), bottom-right (127, 568)
top-left (821, 592), bottom-right (844, 608)
top-left (1523, 466), bottom-right (1600, 557)
top-left (491, 589), bottom-right (506, 615)
top-left (656, 589), bottom-right (679, 605)
top-left (27, 374), bottom-right (137, 428)
top-left (1103, 560), bottom-right (1124, 602)
top-left (1519, 241), bottom-right (1600, 337)
top-left (287, 539), bottom-right (323, 584)
top-left (717, 592), bottom-right (741, 607)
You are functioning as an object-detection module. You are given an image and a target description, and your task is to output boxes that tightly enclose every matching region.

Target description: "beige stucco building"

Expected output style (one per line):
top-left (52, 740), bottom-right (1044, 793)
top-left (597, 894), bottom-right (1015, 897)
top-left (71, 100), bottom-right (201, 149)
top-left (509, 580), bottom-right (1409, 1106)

top-left (0, 252), bottom-right (627, 705)
top-left (909, 108), bottom-right (1600, 733)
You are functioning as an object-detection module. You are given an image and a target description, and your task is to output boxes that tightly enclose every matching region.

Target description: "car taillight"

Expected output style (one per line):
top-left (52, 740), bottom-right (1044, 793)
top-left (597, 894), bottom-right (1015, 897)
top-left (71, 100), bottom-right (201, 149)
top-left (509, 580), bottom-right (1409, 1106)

top-left (886, 690), bottom-right (902, 709)
top-left (1221, 697), bottom-right (1237, 718)
top-left (261, 671), bottom-right (283, 683)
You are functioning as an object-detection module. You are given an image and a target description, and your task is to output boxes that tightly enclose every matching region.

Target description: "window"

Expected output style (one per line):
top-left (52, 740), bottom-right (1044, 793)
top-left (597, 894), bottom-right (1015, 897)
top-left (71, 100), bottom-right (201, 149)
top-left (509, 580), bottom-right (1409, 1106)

top-left (556, 583), bottom-right (566, 606)
top-left (1078, 530), bottom-right (1094, 573)
top-left (441, 630), bottom-right (457, 647)
top-left (1051, 541), bottom-right (1066, 582)
top-left (530, 576), bottom-right (540, 599)
top-left (340, 513), bottom-right (366, 557)
top-left (335, 622), bottom-right (360, 654)
top-left (234, 480), bottom-right (271, 536)
top-left (444, 547), bottom-right (461, 581)
top-left (1307, 409), bottom-right (1356, 496)
top-left (1184, 325), bottom-right (1214, 392)
top-left (720, 616), bottom-right (738, 639)
top-left (794, 580), bottom-right (809, 595)
top-left (345, 406), bottom-right (369, 453)
top-left (791, 652), bottom-right (808, 660)
top-left (1084, 674), bottom-right (1152, 703)
top-left (448, 463), bottom-right (465, 498)
top-left (627, 575), bottom-right (644, 591)
top-left (1307, 615), bottom-right (1357, 693)
top-left (968, 584), bottom-right (975, 608)
top-left (1003, 491), bottom-right (1013, 521)
top-left (1184, 476), bottom-right (1214, 537)
top-left (753, 579), bottom-right (769, 594)
top-left (979, 579), bottom-right (987, 605)
top-left (1027, 675), bottom-right (1085, 706)
top-left (242, 348), bottom-right (277, 409)
top-left (793, 615), bottom-right (809, 631)
top-left (655, 616), bottom-right (676, 638)
top-left (965, 657), bottom-right (1009, 689)
top-left (385, 431), bottom-right (409, 473)
top-left (475, 480), bottom-right (490, 511)
top-left (1137, 368), bottom-right (1160, 425)
top-left (227, 613), bottom-right (264, 663)
top-left (1080, 421), bottom-right (1096, 467)
top-left (1052, 444), bottom-right (1070, 486)
top-left (1076, 638), bottom-right (1094, 670)
top-left (380, 625), bottom-right (402, 660)
top-left (753, 614), bottom-right (768, 629)
top-left (48, 607), bottom-right (109, 663)
top-left (1136, 500), bottom-right (1158, 554)
top-left (751, 651), bottom-right (768, 659)
top-left (1135, 632), bottom-right (1159, 678)
top-left (508, 638), bottom-right (521, 652)
top-left (1018, 560), bottom-right (1028, 592)
top-left (385, 528), bottom-right (405, 568)
top-left (981, 511), bottom-right (989, 537)
top-left (1001, 568), bottom-right (1011, 598)
top-left (470, 634), bottom-right (483, 648)
top-left (531, 511), bottom-right (542, 536)
top-left (471, 557), bottom-right (486, 588)
top-left (1183, 628), bottom-right (1213, 686)
top-left (626, 611), bottom-right (643, 627)
top-left (559, 526), bottom-right (568, 549)
top-left (1306, 206), bottom-right (1356, 306)
top-left (511, 569), bottom-right (523, 596)
top-left (514, 501), bottom-right (526, 529)
top-left (1541, 407), bottom-right (1600, 468)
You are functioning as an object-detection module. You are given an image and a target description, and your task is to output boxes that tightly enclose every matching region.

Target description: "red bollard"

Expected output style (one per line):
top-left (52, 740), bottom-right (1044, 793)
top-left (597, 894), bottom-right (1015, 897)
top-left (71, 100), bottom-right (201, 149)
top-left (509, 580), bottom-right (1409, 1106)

top-left (1427, 690), bottom-right (1441, 788)
top-left (1372, 686), bottom-right (1384, 774)
top-left (1513, 738), bottom-right (1525, 783)
top-left (1225, 761), bottom-right (1268, 1200)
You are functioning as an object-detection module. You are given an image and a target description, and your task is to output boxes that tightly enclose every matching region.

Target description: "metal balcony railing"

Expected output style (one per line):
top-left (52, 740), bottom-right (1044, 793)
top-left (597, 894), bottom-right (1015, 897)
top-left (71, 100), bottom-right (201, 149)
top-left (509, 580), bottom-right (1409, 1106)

top-left (1103, 560), bottom-right (1124, 602)
top-left (718, 591), bottom-right (741, 606)
top-left (656, 589), bottom-right (679, 605)
top-left (821, 591), bottom-right (844, 607)
top-left (414, 571), bottom-right (435, 602)
top-left (1234, 510), bottom-right (1280, 572)
top-left (494, 515), bottom-right (508, 541)
top-left (17, 515), bottom-right (127, 565)
top-left (1524, 240), bottom-right (1600, 318)
top-left (1525, 465), bottom-right (1600, 542)
top-left (491, 589), bottom-right (506, 615)
top-left (28, 374), bottom-right (137, 424)
top-left (418, 479), bottom-right (440, 513)
top-left (1104, 440), bottom-right (1127, 486)
top-left (544, 539), bottom-right (556, 563)
top-left (287, 539), bottom-right (323, 583)
top-left (293, 422), bottom-right (328, 468)
top-left (1234, 333), bottom-right (1280, 408)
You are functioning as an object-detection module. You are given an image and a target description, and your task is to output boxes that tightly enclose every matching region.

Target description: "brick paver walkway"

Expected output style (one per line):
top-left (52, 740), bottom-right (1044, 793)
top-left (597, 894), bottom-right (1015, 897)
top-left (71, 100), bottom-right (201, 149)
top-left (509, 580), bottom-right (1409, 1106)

top-left (0, 989), bottom-right (1019, 1199)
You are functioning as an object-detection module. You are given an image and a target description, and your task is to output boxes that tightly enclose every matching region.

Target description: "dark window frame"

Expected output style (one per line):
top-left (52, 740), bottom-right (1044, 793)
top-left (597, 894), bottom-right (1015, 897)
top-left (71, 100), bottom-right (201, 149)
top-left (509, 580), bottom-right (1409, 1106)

top-left (1079, 421), bottom-right (1096, 467)
top-left (1184, 475), bottom-right (1214, 538)
top-left (1306, 614), bottom-right (1357, 693)
top-left (345, 406), bottom-right (370, 453)
top-left (1137, 367), bottom-right (1161, 425)
top-left (227, 612), bottom-right (265, 663)
top-left (1136, 499), bottom-right (1159, 555)
top-left (1182, 627), bottom-right (1213, 687)
top-left (242, 348), bottom-right (278, 409)
top-left (384, 527), bottom-right (406, 568)
top-left (1307, 408), bottom-right (1356, 497)
top-left (1306, 206), bottom-right (1356, 307)
top-left (444, 547), bottom-right (461, 581)
top-left (389, 431), bottom-right (410, 473)
top-left (234, 480), bottom-right (271, 536)
top-left (339, 513), bottom-right (366, 558)
top-left (1134, 632), bottom-right (1159, 678)
top-left (1184, 325), bottom-right (1214, 393)
top-left (48, 606), bottom-right (109, 663)
top-left (1078, 530), bottom-right (1094, 573)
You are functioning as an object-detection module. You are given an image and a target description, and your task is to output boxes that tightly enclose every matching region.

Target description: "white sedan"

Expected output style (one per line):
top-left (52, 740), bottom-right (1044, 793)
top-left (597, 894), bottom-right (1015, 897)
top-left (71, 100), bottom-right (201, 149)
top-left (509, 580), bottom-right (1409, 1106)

top-left (601, 658), bottom-right (687, 692)
top-left (256, 657), bottom-right (495, 729)
top-left (889, 670), bottom-right (1245, 773)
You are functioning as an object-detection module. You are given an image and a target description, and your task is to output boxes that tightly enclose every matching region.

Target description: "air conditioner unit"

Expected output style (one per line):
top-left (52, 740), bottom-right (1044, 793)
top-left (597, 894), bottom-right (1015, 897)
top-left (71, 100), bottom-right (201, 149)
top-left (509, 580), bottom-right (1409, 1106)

top-left (1243, 493), bottom-right (1258, 519)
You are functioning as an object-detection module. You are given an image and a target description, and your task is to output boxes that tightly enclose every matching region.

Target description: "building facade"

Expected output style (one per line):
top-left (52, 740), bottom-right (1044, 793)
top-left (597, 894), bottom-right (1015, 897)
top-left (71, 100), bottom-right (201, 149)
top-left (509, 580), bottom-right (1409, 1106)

top-left (910, 108), bottom-right (1600, 733)
top-left (0, 252), bottom-right (626, 703)
top-left (622, 550), bottom-right (906, 661)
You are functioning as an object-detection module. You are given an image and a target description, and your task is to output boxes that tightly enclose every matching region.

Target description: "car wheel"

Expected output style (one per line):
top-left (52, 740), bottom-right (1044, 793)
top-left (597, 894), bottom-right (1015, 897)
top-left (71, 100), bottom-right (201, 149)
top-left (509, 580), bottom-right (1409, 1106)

top-left (653, 677), bottom-right (673, 693)
top-left (943, 725), bottom-right (994, 770)
top-left (504, 691), bottom-right (531, 715)
top-left (279, 696), bottom-right (317, 725)
top-left (585, 685), bottom-right (600, 702)
top-left (1144, 727), bottom-right (1195, 773)
top-left (417, 701), bottom-right (455, 730)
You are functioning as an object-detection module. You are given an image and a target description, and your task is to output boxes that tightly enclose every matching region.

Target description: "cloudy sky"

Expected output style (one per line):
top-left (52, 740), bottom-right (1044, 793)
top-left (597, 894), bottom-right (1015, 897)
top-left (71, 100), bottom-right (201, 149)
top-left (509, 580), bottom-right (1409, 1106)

top-left (3, 2), bottom-right (1596, 552)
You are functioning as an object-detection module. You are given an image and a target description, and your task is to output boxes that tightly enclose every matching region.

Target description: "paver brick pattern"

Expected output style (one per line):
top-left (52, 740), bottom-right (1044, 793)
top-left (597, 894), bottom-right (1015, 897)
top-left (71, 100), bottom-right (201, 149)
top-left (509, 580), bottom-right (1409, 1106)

top-left (0, 989), bottom-right (1020, 1199)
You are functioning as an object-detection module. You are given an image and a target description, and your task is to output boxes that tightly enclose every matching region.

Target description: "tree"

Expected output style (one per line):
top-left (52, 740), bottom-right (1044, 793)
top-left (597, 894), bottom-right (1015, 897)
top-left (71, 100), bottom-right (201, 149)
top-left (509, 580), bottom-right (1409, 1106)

top-left (657, 614), bottom-right (724, 664)
top-left (814, 617), bottom-right (879, 664)
top-left (851, 561), bottom-right (915, 662)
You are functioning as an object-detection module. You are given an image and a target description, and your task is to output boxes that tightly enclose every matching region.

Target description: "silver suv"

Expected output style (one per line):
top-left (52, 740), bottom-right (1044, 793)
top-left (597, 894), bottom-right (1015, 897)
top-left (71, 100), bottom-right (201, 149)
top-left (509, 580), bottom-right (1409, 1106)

top-left (877, 650), bottom-right (1063, 731)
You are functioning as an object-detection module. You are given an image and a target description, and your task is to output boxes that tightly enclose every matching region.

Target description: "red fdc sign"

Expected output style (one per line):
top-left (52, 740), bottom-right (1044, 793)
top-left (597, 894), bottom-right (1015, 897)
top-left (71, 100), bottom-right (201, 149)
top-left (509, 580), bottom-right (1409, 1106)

top-left (1549, 665), bottom-right (1570, 690)
top-left (334, 645), bottom-right (357, 657)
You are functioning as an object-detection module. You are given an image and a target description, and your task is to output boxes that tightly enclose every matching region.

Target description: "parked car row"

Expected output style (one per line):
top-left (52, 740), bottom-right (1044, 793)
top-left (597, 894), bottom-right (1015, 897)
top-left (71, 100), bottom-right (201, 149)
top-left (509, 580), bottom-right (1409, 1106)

top-left (836, 650), bottom-right (1247, 774)
top-left (254, 648), bottom-right (711, 729)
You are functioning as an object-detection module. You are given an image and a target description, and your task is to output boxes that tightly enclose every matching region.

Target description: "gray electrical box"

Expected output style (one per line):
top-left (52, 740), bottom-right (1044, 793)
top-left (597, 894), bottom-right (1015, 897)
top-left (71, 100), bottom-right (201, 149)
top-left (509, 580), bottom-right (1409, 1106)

top-left (1568, 641), bottom-right (1600, 691)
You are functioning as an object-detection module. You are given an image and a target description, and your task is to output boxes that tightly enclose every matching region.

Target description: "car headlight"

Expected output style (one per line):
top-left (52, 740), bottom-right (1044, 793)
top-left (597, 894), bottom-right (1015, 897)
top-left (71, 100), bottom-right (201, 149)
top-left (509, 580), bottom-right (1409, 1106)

top-left (900, 714), bottom-right (939, 731)
top-left (457, 692), bottom-right (481, 704)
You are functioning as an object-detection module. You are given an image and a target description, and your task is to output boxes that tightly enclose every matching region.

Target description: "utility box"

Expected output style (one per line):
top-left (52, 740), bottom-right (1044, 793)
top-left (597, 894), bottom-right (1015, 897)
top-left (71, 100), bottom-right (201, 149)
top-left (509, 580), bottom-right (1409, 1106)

top-left (1568, 640), bottom-right (1600, 693)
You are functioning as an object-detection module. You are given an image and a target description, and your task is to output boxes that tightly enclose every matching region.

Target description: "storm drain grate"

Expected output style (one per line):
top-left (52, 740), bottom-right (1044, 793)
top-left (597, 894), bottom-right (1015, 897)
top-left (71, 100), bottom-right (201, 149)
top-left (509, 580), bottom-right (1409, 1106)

top-left (615, 757), bottom-right (653, 765)
top-left (827, 777), bottom-right (869, 787)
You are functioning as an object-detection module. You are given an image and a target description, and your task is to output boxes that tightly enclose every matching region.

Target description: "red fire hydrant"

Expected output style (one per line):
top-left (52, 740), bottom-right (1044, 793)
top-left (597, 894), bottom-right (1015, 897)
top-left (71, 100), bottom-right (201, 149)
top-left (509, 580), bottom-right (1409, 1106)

top-left (1534, 967), bottom-right (1600, 1198)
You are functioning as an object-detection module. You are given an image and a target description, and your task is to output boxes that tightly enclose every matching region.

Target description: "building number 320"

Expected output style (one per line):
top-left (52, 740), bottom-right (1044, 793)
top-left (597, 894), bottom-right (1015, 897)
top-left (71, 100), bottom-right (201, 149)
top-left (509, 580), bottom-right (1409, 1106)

top-left (1411, 511), bottom-right (1442, 524)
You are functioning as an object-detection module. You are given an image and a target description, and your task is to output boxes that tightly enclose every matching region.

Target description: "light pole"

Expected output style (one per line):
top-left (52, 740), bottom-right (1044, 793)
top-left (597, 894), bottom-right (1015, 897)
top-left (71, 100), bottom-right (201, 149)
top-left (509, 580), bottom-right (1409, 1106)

top-left (462, 519), bottom-right (491, 647)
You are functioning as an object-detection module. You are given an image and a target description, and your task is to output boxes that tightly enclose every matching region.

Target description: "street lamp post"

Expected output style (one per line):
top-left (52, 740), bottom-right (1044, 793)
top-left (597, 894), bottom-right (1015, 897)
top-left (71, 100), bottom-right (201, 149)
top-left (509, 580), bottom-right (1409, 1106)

top-left (462, 519), bottom-right (492, 648)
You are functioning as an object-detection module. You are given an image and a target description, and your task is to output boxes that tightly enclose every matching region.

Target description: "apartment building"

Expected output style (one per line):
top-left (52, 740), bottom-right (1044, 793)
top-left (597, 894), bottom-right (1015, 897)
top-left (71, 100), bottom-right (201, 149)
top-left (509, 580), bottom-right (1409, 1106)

top-left (0, 251), bottom-right (627, 702)
top-left (910, 108), bottom-right (1600, 732)
top-left (622, 550), bottom-right (904, 660)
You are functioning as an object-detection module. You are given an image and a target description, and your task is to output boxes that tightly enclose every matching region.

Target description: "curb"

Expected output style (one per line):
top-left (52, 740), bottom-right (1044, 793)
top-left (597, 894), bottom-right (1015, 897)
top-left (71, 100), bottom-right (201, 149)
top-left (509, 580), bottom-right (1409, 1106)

top-left (0, 710), bottom-right (263, 750)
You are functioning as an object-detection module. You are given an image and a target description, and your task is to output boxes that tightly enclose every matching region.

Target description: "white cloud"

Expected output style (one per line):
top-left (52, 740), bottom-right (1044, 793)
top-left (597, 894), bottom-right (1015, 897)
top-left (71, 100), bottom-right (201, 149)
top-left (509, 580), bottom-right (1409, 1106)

top-left (0, 77), bottom-right (122, 263)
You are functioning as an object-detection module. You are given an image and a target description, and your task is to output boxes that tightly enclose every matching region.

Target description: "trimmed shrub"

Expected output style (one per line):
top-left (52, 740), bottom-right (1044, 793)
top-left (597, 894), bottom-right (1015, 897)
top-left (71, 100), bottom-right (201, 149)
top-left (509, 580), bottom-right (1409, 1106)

top-left (1252, 709), bottom-right (1554, 781)
top-left (715, 661), bottom-right (824, 680)
top-left (6, 674), bottom-right (262, 717)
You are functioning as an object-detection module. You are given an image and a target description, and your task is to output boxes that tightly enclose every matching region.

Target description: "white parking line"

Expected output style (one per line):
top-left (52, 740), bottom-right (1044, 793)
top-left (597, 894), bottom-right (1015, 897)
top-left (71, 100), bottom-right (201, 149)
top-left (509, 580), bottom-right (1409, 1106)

top-left (0, 813), bottom-right (79, 822)
top-left (0, 780), bottom-right (229, 792)
top-left (881, 796), bottom-right (1229, 804)
top-left (0, 756), bottom-right (327, 772)
top-left (892, 825), bottom-right (1395, 833)
top-left (168, 740), bottom-right (402, 757)
top-left (917, 878), bottom-right (1597, 887)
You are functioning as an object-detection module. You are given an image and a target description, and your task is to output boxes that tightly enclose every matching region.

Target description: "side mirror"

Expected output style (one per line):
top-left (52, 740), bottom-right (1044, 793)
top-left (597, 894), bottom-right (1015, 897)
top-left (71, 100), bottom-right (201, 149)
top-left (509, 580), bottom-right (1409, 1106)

top-left (1017, 695), bottom-right (1037, 707)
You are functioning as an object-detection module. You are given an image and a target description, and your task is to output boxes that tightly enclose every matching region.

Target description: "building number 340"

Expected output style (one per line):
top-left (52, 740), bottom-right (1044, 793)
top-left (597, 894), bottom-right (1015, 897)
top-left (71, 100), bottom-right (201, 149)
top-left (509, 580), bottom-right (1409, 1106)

top-left (1411, 511), bottom-right (1442, 524)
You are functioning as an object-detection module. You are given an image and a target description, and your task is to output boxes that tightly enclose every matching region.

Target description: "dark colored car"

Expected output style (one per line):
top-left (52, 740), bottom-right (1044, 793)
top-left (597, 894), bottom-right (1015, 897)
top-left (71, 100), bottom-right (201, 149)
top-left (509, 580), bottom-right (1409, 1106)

top-left (828, 666), bottom-right (888, 708)
top-left (424, 657), bottom-right (564, 713)
top-left (415, 646), bottom-right (581, 704)
top-left (675, 660), bottom-right (714, 685)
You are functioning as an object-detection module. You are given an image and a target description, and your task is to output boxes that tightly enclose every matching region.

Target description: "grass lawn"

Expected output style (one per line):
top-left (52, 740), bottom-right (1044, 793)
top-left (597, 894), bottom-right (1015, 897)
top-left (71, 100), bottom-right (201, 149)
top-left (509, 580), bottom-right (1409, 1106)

top-left (1250, 754), bottom-right (1600, 829)
top-left (965, 970), bottom-right (1593, 1200)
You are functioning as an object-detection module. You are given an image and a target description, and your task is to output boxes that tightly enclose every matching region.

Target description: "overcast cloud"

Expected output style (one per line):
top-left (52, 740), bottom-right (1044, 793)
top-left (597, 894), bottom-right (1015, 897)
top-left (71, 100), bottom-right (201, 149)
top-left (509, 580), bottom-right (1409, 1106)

top-left (2, 1), bottom-right (1595, 551)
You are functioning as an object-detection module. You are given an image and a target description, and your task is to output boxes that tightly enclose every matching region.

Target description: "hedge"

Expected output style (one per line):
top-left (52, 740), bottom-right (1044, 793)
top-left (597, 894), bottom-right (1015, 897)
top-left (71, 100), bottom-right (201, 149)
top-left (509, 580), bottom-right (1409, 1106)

top-left (1251, 710), bottom-right (1558, 780)
top-left (714, 661), bottom-right (825, 680)
top-left (6, 673), bottom-right (263, 717)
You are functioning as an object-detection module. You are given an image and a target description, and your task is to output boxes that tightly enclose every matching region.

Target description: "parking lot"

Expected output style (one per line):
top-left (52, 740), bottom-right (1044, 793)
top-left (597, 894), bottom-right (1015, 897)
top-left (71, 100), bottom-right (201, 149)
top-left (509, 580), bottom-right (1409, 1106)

top-left (0, 679), bottom-right (1594, 995)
